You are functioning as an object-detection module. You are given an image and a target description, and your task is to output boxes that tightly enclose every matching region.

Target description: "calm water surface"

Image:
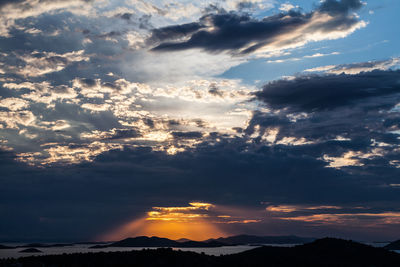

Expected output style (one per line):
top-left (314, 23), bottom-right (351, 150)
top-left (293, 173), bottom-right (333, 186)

top-left (0, 242), bottom-right (395, 259)
top-left (0, 244), bottom-right (260, 259)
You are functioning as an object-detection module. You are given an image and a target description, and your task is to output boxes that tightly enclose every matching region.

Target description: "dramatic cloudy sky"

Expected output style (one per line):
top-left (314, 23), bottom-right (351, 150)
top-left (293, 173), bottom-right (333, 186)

top-left (1, 0), bottom-right (400, 242)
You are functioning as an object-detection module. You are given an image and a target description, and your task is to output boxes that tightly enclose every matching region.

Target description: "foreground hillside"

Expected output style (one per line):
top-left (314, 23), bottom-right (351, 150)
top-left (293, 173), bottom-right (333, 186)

top-left (385, 239), bottom-right (400, 250)
top-left (1, 238), bottom-right (400, 267)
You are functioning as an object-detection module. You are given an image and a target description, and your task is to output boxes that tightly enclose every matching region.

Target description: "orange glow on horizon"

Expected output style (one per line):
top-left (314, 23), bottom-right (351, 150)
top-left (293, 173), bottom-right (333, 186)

top-left (97, 202), bottom-right (262, 241)
top-left (98, 202), bottom-right (226, 241)
top-left (141, 219), bottom-right (226, 241)
top-left (99, 217), bottom-right (226, 241)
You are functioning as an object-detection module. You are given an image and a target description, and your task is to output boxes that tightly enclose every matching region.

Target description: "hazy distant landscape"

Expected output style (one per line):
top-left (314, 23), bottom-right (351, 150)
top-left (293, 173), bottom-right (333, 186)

top-left (2, 238), bottom-right (400, 266)
top-left (0, 235), bottom-right (313, 259)
top-left (1, 234), bottom-right (400, 263)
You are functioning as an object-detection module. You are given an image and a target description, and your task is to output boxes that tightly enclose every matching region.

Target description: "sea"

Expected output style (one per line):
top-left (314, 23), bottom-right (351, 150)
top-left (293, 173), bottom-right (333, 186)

top-left (0, 242), bottom-right (396, 259)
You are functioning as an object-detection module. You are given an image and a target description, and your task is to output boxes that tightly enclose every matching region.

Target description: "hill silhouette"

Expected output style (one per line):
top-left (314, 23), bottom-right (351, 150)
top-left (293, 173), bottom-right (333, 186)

top-left (91, 235), bottom-right (314, 248)
top-left (208, 234), bottom-right (314, 245)
top-left (90, 236), bottom-right (227, 248)
top-left (18, 248), bottom-right (42, 253)
top-left (225, 238), bottom-right (400, 266)
top-left (0, 243), bottom-right (73, 249)
top-left (385, 239), bottom-right (400, 250)
top-left (2, 238), bottom-right (400, 267)
top-left (19, 243), bottom-right (72, 248)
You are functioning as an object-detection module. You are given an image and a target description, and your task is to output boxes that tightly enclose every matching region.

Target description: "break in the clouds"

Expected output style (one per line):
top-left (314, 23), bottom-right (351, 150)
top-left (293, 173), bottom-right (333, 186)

top-left (304, 57), bottom-right (400, 74)
top-left (1, 0), bottom-right (400, 242)
top-left (150, 0), bottom-right (366, 55)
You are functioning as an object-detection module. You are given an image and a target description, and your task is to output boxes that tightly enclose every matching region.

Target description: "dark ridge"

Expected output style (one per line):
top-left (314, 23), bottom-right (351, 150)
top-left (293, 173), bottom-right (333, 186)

top-left (175, 238), bottom-right (191, 243)
top-left (18, 243), bottom-right (72, 248)
top-left (90, 236), bottom-right (226, 248)
top-left (91, 235), bottom-right (314, 249)
top-left (74, 241), bottom-right (111, 245)
top-left (385, 239), bottom-right (400, 250)
top-left (207, 234), bottom-right (315, 245)
top-left (226, 238), bottom-right (400, 266)
top-left (18, 248), bottom-right (42, 253)
top-left (2, 238), bottom-right (399, 267)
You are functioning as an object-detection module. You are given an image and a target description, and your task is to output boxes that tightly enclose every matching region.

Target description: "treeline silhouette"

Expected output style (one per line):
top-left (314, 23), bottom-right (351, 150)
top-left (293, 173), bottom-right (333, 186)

top-left (1, 238), bottom-right (400, 267)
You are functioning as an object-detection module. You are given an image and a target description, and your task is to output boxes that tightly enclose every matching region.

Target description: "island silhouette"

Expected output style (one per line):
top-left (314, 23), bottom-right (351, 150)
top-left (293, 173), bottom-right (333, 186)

top-left (385, 239), bottom-right (400, 250)
top-left (1, 237), bottom-right (400, 266)
top-left (89, 235), bottom-right (314, 248)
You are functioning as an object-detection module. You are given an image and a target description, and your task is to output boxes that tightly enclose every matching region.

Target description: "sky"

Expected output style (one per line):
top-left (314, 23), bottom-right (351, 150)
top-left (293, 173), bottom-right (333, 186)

top-left (0, 0), bottom-right (400, 242)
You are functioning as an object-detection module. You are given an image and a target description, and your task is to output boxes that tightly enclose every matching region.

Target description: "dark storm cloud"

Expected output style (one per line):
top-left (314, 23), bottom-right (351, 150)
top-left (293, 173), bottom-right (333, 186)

top-left (171, 131), bottom-right (203, 139)
top-left (151, 12), bottom-right (306, 54)
top-left (148, 22), bottom-right (206, 43)
top-left (1, 68), bottom-right (400, 242)
top-left (0, 0), bottom-right (399, 243)
top-left (80, 78), bottom-right (97, 87)
top-left (318, 0), bottom-right (363, 15)
top-left (256, 70), bottom-right (400, 112)
top-left (0, 0), bottom-right (24, 7)
top-left (150, 0), bottom-right (364, 54)
top-left (120, 12), bottom-right (133, 20)
top-left (1, 132), bottom-right (400, 241)
top-left (107, 129), bottom-right (141, 140)
top-left (246, 68), bottom-right (400, 181)
top-left (251, 70), bottom-right (399, 141)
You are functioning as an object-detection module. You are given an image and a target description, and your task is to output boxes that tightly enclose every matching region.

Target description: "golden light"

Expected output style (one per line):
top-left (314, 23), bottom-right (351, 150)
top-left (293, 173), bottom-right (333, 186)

top-left (98, 202), bottom-right (226, 241)
top-left (142, 218), bottom-right (224, 241)
top-left (97, 202), bottom-right (262, 242)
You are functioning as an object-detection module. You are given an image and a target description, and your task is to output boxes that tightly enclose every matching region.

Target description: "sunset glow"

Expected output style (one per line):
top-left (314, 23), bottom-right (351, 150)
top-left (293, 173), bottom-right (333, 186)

top-left (99, 202), bottom-right (263, 241)
top-left (2, 0), bottom-right (400, 244)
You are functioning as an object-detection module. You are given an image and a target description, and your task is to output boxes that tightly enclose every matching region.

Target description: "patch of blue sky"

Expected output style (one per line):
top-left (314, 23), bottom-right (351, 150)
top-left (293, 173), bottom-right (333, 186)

top-left (219, 0), bottom-right (400, 85)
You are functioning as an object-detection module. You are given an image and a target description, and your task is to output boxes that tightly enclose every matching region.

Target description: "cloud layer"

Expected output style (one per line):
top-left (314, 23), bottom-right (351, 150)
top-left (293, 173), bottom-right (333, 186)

top-left (151, 0), bottom-right (366, 55)
top-left (256, 70), bottom-right (400, 112)
top-left (1, 0), bottom-right (400, 242)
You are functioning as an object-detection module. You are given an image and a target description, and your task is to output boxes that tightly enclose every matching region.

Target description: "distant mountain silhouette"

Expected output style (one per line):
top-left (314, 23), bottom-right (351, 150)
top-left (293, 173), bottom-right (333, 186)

top-left (385, 239), bottom-right (400, 250)
top-left (0, 243), bottom-right (77, 250)
top-left (207, 234), bottom-right (315, 245)
top-left (3, 238), bottom-right (400, 266)
top-left (91, 235), bottom-right (314, 249)
top-left (19, 243), bottom-right (72, 248)
top-left (175, 238), bottom-right (192, 243)
top-left (90, 236), bottom-right (227, 248)
top-left (18, 248), bottom-right (42, 253)
top-left (74, 241), bottom-right (110, 245)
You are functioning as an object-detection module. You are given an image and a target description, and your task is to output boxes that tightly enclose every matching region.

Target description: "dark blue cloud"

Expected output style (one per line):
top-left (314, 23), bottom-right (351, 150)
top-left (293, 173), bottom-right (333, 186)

top-left (0, 0), bottom-right (399, 243)
top-left (255, 70), bottom-right (400, 112)
top-left (150, 0), bottom-right (364, 54)
top-left (1, 129), bottom-right (400, 241)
